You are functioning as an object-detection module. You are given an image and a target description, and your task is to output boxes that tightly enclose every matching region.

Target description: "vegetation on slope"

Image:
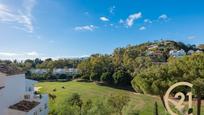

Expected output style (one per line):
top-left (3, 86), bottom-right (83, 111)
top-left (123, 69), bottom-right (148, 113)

top-left (37, 81), bottom-right (166, 115)
top-left (0, 61), bottom-right (22, 75)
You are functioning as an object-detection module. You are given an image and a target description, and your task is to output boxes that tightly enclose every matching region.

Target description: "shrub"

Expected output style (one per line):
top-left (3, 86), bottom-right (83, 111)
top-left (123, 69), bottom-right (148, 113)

top-left (90, 72), bottom-right (100, 81)
top-left (107, 94), bottom-right (130, 115)
top-left (81, 74), bottom-right (89, 80)
top-left (58, 74), bottom-right (67, 79)
top-left (66, 93), bottom-right (83, 110)
top-left (25, 71), bottom-right (31, 78)
top-left (48, 75), bottom-right (57, 80)
top-left (100, 72), bottom-right (113, 83)
top-left (73, 74), bottom-right (81, 79)
top-left (112, 70), bottom-right (131, 86)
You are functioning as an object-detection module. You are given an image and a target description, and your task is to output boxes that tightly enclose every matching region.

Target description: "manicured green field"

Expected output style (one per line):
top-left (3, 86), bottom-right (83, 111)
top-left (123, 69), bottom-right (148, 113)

top-left (36, 81), bottom-right (204, 115)
top-left (37, 81), bottom-right (167, 115)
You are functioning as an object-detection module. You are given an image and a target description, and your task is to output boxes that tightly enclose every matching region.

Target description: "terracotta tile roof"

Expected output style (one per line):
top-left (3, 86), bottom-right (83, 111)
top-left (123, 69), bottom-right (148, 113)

top-left (9, 100), bottom-right (40, 112)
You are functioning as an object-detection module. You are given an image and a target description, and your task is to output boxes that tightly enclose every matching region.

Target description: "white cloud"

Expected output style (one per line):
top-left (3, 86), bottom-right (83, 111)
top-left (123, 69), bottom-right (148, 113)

top-left (0, 51), bottom-right (40, 60)
top-left (109, 5), bottom-right (115, 14)
top-left (144, 19), bottom-right (152, 24)
top-left (41, 55), bottom-right (90, 60)
top-left (0, 52), bottom-right (18, 56)
top-left (0, 4), bottom-right (16, 22)
top-left (159, 14), bottom-right (168, 20)
top-left (119, 19), bottom-right (124, 24)
top-left (0, 0), bottom-right (36, 33)
top-left (139, 26), bottom-right (146, 30)
top-left (27, 51), bottom-right (38, 56)
top-left (74, 25), bottom-right (97, 31)
top-left (0, 51), bottom-right (90, 60)
top-left (187, 35), bottom-right (196, 40)
top-left (126, 12), bottom-right (142, 27)
top-left (23, 0), bottom-right (36, 17)
top-left (100, 16), bottom-right (109, 21)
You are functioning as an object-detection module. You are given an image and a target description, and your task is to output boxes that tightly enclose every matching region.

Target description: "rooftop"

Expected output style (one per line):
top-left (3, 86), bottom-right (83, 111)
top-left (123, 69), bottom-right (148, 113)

top-left (9, 100), bottom-right (40, 112)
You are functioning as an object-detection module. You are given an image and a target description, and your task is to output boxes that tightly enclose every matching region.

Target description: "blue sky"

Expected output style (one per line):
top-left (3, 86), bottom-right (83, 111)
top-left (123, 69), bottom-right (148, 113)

top-left (0, 0), bottom-right (204, 60)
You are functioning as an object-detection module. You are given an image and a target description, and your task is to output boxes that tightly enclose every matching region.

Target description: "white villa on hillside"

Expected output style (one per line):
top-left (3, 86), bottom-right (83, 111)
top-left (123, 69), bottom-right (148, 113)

top-left (30, 69), bottom-right (48, 75)
top-left (169, 49), bottom-right (186, 57)
top-left (0, 74), bottom-right (48, 115)
top-left (53, 68), bottom-right (79, 75)
top-left (148, 45), bottom-right (158, 50)
top-left (187, 50), bottom-right (195, 55)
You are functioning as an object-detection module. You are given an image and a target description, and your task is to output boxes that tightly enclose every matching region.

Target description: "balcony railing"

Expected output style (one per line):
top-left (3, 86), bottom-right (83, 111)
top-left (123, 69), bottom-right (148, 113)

top-left (33, 94), bottom-right (48, 102)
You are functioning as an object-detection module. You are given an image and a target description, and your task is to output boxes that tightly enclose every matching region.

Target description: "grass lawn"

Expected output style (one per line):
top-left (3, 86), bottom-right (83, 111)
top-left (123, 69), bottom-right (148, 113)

top-left (36, 81), bottom-right (204, 115)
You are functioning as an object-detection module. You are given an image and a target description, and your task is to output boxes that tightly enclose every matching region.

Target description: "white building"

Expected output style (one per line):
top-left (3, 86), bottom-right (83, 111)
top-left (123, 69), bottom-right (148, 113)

top-left (148, 45), bottom-right (158, 50)
top-left (53, 68), bottom-right (79, 75)
top-left (196, 50), bottom-right (203, 53)
top-left (187, 50), bottom-right (195, 55)
top-left (30, 69), bottom-right (48, 75)
top-left (0, 74), bottom-right (48, 115)
top-left (169, 49), bottom-right (186, 57)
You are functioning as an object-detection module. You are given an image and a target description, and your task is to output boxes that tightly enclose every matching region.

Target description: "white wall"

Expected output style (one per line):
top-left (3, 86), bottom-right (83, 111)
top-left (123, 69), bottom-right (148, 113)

top-left (8, 94), bottom-right (49, 115)
top-left (0, 74), bottom-right (48, 115)
top-left (7, 109), bottom-right (26, 115)
top-left (0, 74), bottom-right (26, 115)
top-left (27, 97), bottom-right (48, 115)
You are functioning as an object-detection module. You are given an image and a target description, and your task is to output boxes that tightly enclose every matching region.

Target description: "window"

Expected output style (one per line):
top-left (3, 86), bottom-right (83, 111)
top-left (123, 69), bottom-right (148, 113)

top-left (24, 95), bottom-right (30, 99)
top-left (39, 107), bottom-right (42, 112)
top-left (33, 111), bottom-right (37, 115)
top-left (28, 87), bottom-right (32, 92)
top-left (44, 103), bottom-right (48, 109)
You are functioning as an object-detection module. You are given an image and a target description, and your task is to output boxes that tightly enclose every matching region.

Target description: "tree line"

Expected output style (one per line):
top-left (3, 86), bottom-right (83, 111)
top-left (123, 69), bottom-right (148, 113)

top-left (1, 40), bottom-right (204, 114)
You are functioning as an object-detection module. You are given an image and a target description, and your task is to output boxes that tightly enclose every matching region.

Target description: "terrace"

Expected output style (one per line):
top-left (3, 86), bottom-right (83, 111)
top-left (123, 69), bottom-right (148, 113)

top-left (9, 100), bottom-right (40, 112)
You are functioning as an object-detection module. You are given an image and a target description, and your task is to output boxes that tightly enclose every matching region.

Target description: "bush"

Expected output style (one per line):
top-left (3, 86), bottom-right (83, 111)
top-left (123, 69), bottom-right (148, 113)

top-left (59, 74), bottom-right (67, 79)
top-left (107, 94), bottom-right (130, 115)
top-left (73, 74), bottom-right (81, 79)
top-left (88, 99), bottom-right (111, 115)
top-left (81, 74), bottom-right (89, 80)
top-left (90, 72), bottom-right (100, 81)
top-left (66, 93), bottom-right (83, 108)
top-left (100, 72), bottom-right (113, 83)
top-left (82, 99), bottom-right (93, 114)
top-left (25, 71), bottom-right (31, 78)
top-left (48, 74), bottom-right (57, 80)
top-left (112, 70), bottom-right (132, 86)
top-left (57, 104), bottom-right (80, 115)
top-left (30, 73), bottom-right (47, 81)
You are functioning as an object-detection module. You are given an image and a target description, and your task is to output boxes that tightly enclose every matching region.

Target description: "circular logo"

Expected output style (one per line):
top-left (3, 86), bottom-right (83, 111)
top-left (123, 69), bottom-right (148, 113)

top-left (164, 82), bottom-right (193, 115)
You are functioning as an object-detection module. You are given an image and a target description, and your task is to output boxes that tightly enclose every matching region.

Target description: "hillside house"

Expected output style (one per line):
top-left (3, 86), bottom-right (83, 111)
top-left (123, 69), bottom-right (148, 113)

top-left (30, 69), bottom-right (48, 75)
top-left (196, 50), bottom-right (203, 53)
top-left (147, 45), bottom-right (158, 50)
top-left (53, 68), bottom-right (79, 75)
top-left (187, 50), bottom-right (195, 55)
top-left (169, 49), bottom-right (186, 57)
